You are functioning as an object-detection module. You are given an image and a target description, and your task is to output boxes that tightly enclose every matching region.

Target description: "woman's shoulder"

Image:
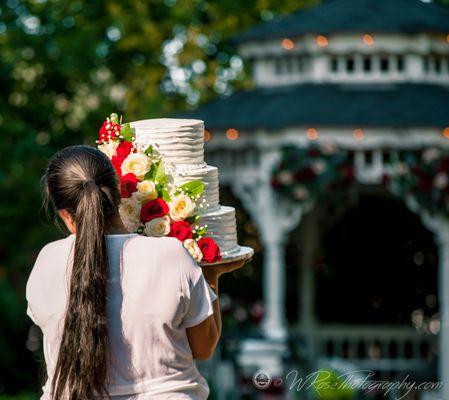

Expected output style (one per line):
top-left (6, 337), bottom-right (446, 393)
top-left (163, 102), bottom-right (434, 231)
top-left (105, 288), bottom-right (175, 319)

top-left (124, 235), bottom-right (199, 270)
top-left (35, 234), bottom-right (75, 262)
top-left (27, 235), bottom-right (74, 289)
top-left (124, 235), bottom-right (187, 256)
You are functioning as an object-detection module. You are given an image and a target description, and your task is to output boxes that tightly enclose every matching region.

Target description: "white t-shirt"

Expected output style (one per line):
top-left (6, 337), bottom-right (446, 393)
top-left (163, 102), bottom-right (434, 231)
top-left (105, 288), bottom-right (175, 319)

top-left (25, 233), bottom-right (218, 399)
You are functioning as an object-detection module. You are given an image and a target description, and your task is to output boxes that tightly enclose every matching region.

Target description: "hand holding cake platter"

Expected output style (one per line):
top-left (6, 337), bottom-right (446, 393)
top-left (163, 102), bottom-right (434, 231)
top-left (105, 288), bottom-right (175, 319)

top-left (96, 113), bottom-right (254, 266)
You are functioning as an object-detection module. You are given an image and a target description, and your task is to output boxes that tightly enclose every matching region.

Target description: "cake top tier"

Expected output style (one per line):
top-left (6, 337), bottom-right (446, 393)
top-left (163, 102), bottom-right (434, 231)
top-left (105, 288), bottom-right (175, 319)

top-left (131, 118), bottom-right (206, 169)
top-left (131, 118), bottom-right (204, 131)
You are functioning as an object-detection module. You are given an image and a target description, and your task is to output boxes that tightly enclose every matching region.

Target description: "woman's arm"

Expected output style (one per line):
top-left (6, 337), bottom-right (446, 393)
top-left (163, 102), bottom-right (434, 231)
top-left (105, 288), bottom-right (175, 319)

top-left (185, 258), bottom-right (250, 360)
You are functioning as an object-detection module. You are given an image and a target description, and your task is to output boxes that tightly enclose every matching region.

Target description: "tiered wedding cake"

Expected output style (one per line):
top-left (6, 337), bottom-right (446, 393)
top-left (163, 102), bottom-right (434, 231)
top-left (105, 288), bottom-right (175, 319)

top-left (130, 118), bottom-right (253, 264)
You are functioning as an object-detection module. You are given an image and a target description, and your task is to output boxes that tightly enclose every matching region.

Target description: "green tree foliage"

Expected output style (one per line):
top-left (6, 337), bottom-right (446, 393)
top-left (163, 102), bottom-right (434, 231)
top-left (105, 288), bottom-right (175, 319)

top-left (0, 0), bottom-right (318, 394)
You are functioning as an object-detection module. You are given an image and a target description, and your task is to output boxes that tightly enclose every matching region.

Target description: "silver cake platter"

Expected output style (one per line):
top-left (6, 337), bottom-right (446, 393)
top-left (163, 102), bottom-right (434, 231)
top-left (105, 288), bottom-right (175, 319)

top-left (199, 245), bottom-right (254, 266)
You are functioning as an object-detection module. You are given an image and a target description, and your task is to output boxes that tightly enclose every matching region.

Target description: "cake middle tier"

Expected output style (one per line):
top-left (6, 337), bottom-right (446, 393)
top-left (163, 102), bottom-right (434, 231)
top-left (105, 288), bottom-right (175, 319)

top-left (172, 165), bottom-right (220, 213)
top-left (131, 118), bottom-right (205, 168)
top-left (199, 205), bottom-right (239, 256)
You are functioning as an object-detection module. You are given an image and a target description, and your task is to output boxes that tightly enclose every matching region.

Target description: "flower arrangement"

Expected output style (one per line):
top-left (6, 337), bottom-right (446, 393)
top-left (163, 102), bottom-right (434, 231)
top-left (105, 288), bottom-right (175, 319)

top-left (271, 143), bottom-right (354, 204)
top-left (96, 113), bottom-right (221, 263)
top-left (384, 147), bottom-right (449, 218)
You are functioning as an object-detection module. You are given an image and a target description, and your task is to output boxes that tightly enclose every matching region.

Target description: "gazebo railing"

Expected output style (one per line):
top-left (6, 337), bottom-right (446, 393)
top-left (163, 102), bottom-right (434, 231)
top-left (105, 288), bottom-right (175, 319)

top-left (296, 324), bottom-right (437, 374)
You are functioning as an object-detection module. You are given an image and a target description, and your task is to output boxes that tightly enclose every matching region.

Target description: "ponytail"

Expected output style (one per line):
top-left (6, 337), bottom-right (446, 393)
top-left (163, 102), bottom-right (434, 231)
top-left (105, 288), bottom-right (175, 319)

top-left (44, 145), bottom-right (120, 400)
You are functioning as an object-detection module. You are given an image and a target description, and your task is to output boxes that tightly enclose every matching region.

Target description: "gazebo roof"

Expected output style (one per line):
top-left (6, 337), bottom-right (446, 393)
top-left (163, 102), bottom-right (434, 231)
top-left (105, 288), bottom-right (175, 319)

top-left (235, 0), bottom-right (449, 44)
top-left (181, 84), bottom-right (449, 129)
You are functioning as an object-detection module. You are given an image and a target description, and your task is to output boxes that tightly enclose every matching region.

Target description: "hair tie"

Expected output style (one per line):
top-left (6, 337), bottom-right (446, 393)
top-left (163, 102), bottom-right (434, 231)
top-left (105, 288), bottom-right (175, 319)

top-left (83, 179), bottom-right (98, 190)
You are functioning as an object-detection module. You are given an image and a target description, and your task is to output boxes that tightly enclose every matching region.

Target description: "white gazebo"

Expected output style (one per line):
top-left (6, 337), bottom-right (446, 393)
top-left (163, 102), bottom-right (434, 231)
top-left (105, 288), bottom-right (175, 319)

top-left (187, 0), bottom-right (449, 397)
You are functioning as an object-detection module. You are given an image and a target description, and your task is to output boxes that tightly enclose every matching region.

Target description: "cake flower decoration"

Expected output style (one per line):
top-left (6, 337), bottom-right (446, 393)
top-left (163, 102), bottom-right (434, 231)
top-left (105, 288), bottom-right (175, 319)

top-left (96, 113), bottom-right (222, 263)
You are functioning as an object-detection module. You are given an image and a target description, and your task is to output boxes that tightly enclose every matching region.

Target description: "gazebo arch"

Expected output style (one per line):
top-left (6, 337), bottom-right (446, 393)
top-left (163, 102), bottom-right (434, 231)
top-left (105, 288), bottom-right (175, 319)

top-left (204, 140), bottom-right (449, 394)
top-left (286, 185), bottom-right (439, 380)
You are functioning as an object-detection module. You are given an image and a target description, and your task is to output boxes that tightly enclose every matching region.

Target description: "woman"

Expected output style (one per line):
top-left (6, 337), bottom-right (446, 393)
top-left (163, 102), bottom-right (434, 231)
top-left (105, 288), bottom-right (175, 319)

top-left (25, 145), bottom-right (250, 400)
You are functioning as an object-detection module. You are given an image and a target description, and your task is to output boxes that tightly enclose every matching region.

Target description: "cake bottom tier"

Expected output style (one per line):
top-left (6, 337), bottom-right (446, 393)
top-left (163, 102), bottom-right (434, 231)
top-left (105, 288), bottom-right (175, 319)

top-left (199, 205), bottom-right (239, 257)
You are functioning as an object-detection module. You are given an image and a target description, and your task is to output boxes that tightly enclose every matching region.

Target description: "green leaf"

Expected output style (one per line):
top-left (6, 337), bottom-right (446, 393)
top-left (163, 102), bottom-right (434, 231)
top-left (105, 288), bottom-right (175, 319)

top-left (161, 187), bottom-right (171, 202)
top-left (185, 215), bottom-right (200, 225)
top-left (145, 145), bottom-right (153, 156)
top-left (121, 123), bottom-right (135, 142)
top-left (144, 164), bottom-right (157, 181)
top-left (110, 113), bottom-right (119, 123)
top-left (179, 179), bottom-right (205, 198)
top-left (193, 226), bottom-right (207, 238)
top-left (154, 160), bottom-right (167, 184)
top-left (155, 183), bottom-right (171, 202)
top-left (144, 160), bottom-right (164, 182)
top-left (156, 183), bottom-right (162, 192)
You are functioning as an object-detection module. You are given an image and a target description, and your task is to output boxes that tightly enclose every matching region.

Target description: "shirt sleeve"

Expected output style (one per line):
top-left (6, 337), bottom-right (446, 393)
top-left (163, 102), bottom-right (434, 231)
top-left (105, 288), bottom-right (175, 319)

top-left (175, 239), bottom-right (217, 328)
top-left (26, 303), bottom-right (38, 325)
top-left (183, 272), bottom-right (217, 328)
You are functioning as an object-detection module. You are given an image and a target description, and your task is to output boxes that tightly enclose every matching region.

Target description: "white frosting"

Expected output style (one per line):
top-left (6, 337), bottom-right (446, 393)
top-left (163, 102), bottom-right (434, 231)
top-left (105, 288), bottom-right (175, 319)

top-left (131, 118), bottom-right (243, 259)
top-left (199, 206), bottom-right (238, 254)
top-left (173, 166), bottom-right (220, 213)
top-left (131, 118), bottom-right (205, 166)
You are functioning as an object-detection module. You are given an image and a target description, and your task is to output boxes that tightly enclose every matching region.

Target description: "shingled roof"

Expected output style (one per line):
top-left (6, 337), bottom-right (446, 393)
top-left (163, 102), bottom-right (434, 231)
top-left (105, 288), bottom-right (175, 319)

top-left (235, 0), bottom-right (449, 43)
top-left (181, 84), bottom-right (449, 129)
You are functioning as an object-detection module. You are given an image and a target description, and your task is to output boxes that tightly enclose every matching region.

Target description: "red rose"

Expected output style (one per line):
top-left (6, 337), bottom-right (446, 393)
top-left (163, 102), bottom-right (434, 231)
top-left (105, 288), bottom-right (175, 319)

top-left (271, 177), bottom-right (281, 189)
top-left (140, 198), bottom-right (169, 223)
top-left (308, 148), bottom-right (320, 157)
top-left (342, 165), bottom-right (354, 182)
top-left (98, 120), bottom-right (121, 143)
top-left (197, 237), bottom-right (221, 263)
top-left (116, 141), bottom-right (133, 158)
top-left (294, 167), bottom-right (316, 182)
top-left (419, 177), bottom-right (433, 193)
top-left (98, 121), bottom-right (110, 143)
top-left (111, 155), bottom-right (125, 178)
top-left (169, 221), bottom-right (193, 241)
top-left (438, 157), bottom-right (449, 171)
top-left (120, 173), bottom-right (138, 198)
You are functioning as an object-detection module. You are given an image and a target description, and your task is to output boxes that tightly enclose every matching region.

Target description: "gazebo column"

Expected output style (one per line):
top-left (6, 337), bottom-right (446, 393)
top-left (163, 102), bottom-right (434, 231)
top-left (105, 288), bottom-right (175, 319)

top-left (436, 218), bottom-right (449, 396)
top-left (298, 209), bottom-right (319, 362)
top-left (232, 149), bottom-right (303, 341)
top-left (262, 235), bottom-right (288, 340)
top-left (420, 213), bottom-right (449, 394)
top-left (234, 181), bottom-right (302, 341)
top-left (231, 149), bottom-right (304, 381)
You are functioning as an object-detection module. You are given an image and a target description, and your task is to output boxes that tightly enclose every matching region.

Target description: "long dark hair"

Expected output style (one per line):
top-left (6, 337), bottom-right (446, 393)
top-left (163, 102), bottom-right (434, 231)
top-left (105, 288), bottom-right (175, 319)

top-left (43, 145), bottom-right (121, 400)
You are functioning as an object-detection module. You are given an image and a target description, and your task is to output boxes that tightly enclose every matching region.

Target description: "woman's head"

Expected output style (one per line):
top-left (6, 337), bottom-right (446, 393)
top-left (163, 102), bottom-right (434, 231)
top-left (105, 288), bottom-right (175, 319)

top-left (43, 145), bottom-right (120, 400)
top-left (44, 144), bottom-right (121, 232)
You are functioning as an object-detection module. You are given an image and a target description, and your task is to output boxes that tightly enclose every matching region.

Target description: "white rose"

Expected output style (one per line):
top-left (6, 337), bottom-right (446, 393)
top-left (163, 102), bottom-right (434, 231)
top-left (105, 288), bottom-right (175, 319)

top-left (119, 198), bottom-right (142, 232)
top-left (183, 239), bottom-right (203, 262)
top-left (322, 142), bottom-right (336, 155)
top-left (144, 215), bottom-right (170, 237)
top-left (435, 172), bottom-right (449, 190)
top-left (98, 140), bottom-right (119, 159)
top-left (169, 194), bottom-right (195, 221)
top-left (293, 185), bottom-right (308, 200)
top-left (121, 153), bottom-right (152, 179)
top-left (132, 180), bottom-right (158, 203)
top-left (312, 159), bottom-right (326, 174)
top-left (422, 148), bottom-right (440, 164)
top-left (278, 171), bottom-right (293, 184)
top-left (395, 162), bottom-right (409, 176)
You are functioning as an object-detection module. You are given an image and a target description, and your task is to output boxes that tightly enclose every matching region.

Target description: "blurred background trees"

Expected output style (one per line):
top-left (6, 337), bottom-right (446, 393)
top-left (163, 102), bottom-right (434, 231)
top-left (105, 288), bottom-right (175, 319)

top-left (0, 0), bottom-right (318, 395)
top-left (3, 0), bottom-right (448, 395)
